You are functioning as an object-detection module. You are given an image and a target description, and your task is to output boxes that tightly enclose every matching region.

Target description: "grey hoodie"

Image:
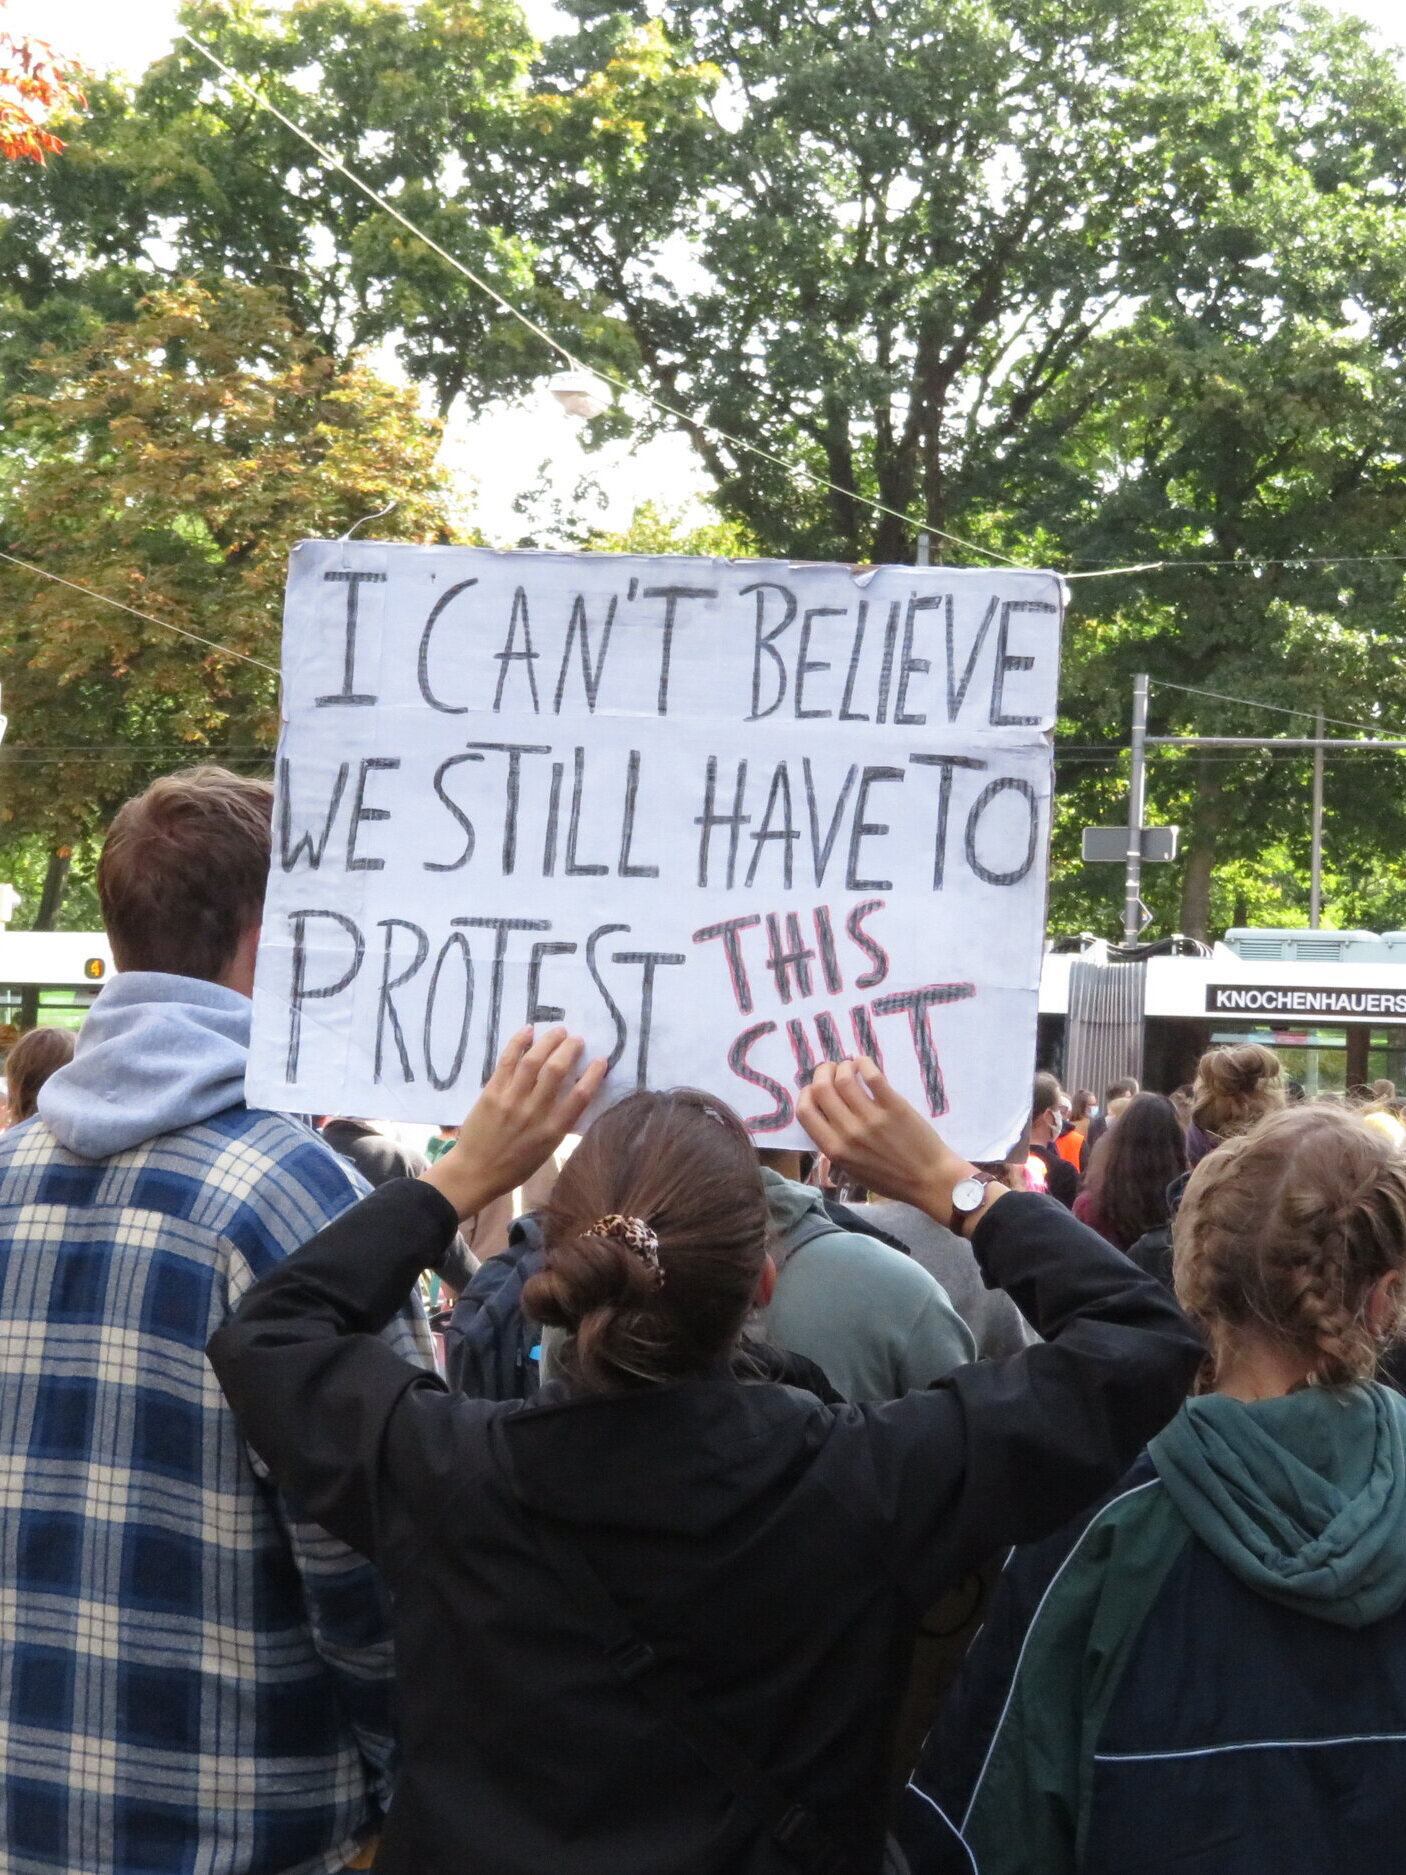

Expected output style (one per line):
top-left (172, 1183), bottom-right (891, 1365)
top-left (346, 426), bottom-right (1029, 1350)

top-left (759, 1170), bottom-right (975, 1402)
top-left (38, 970), bottom-right (254, 1157)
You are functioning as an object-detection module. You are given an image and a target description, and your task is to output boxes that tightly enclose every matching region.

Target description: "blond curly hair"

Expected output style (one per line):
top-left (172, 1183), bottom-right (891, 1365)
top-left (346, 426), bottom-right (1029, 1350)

top-left (1173, 1105), bottom-right (1406, 1388)
top-left (1190, 1042), bottom-right (1285, 1143)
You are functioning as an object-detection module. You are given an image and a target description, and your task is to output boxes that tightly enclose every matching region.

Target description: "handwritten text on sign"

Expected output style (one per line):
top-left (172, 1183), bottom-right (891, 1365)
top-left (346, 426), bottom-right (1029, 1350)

top-left (246, 544), bottom-right (1062, 1159)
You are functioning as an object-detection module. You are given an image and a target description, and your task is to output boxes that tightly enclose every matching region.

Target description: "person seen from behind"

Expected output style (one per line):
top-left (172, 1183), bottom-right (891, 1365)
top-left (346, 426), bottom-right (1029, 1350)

top-left (206, 1029), bottom-right (1203, 1875)
top-left (1074, 1092), bottom-right (1188, 1258)
top-left (1084, 1075), bottom-right (1139, 1159)
top-left (1188, 1041), bottom-right (1285, 1164)
top-left (2, 1023), bottom-right (75, 1123)
top-left (903, 1103), bottom-right (1406, 1875)
top-left (756, 1144), bottom-right (976, 1400)
top-left (0, 768), bottom-right (441, 1875)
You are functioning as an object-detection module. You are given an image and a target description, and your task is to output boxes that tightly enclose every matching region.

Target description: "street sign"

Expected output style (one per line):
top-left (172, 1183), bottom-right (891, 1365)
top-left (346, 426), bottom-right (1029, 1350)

top-left (1082, 825), bottom-right (1180, 865)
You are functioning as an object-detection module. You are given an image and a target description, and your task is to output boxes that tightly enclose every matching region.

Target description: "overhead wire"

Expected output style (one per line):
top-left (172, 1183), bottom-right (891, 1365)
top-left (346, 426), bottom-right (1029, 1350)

top-left (1067, 554), bottom-right (1406, 580)
top-left (178, 28), bottom-right (1023, 572)
top-left (0, 551), bottom-right (281, 676)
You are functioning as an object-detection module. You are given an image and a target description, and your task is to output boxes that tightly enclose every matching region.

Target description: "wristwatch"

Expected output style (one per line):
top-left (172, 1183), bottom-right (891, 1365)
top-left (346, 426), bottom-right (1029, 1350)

top-left (949, 1172), bottom-right (1001, 1233)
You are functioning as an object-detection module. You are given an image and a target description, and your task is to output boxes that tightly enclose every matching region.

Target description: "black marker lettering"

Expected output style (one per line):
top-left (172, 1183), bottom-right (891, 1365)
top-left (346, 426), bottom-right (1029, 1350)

top-left (743, 581), bottom-right (797, 720)
top-left (463, 741), bottom-right (551, 875)
top-left (317, 569), bottom-right (383, 706)
top-left (641, 584), bottom-right (715, 715)
top-left (946, 593), bottom-right (998, 722)
top-left (279, 758), bottom-right (349, 871)
top-left (553, 592), bottom-right (617, 713)
top-left (286, 910), bottom-right (364, 1080)
top-left (374, 918), bottom-right (429, 1083)
top-left (618, 750), bottom-right (658, 878)
top-left (795, 606), bottom-right (841, 718)
top-left (422, 930), bottom-right (474, 1093)
top-left (895, 593), bottom-right (942, 725)
top-left (989, 600), bottom-right (1053, 727)
top-left (526, 941), bottom-right (578, 1025)
top-left (695, 757), bottom-right (751, 888)
top-left (565, 745), bottom-right (609, 877)
top-left (745, 762), bottom-right (799, 889)
top-left (542, 760), bottom-right (564, 876)
top-left (846, 765), bottom-right (904, 891)
top-left (839, 601), bottom-right (870, 721)
top-left (965, 776), bottom-right (1039, 884)
top-left (425, 751), bottom-right (484, 873)
top-left (610, 949), bottom-right (686, 1087)
top-left (586, 922), bottom-right (630, 1072)
top-left (456, 916), bottom-right (552, 1079)
top-left (802, 759), bottom-right (858, 888)
top-left (492, 586), bottom-right (541, 713)
top-left (345, 757), bottom-right (399, 872)
top-left (417, 578), bottom-right (476, 713)
top-left (908, 752), bottom-right (988, 889)
top-left (875, 600), bottom-right (902, 723)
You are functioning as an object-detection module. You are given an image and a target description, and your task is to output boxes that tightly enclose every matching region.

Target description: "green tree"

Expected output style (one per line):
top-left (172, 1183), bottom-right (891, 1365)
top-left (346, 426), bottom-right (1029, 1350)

top-left (0, 277), bottom-right (455, 914)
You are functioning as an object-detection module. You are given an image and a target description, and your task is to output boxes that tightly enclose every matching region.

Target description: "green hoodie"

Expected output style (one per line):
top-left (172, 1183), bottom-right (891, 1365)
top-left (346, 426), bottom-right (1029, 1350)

top-left (1150, 1382), bottom-right (1406, 1629)
top-left (758, 1169), bottom-right (974, 1402)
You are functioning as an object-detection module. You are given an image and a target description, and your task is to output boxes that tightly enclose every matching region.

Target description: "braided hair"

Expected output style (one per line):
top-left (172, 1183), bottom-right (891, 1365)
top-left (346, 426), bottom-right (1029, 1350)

top-left (1174, 1104), bottom-right (1406, 1389)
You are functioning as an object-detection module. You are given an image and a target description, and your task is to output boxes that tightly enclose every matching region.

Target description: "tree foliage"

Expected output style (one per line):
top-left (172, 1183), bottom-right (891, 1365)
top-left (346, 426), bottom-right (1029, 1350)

top-left (0, 278), bottom-right (455, 853)
top-left (8, 0), bottom-right (1406, 934)
top-left (0, 3), bottom-right (85, 164)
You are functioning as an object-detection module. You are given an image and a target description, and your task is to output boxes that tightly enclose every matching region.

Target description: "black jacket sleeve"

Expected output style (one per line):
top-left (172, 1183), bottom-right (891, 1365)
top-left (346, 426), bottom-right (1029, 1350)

top-left (861, 1191), bottom-right (1203, 1604)
top-left (207, 1177), bottom-right (485, 1567)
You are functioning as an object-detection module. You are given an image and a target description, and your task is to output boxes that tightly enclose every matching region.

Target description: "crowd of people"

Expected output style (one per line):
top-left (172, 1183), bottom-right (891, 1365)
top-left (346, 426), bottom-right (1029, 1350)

top-left (1, 764), bottom-right (1406, 1873)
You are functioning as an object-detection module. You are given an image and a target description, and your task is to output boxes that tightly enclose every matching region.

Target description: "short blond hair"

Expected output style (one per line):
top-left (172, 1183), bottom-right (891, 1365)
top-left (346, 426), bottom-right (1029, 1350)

top-left (1174, 1105), bottom-right (1406, 1387)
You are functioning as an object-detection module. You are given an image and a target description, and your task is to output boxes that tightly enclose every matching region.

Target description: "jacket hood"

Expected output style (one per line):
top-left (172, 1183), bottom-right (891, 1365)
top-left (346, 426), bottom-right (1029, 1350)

top-left (1150, 1384), bottom-right (1406, 1629)
top-left (503, 1371), bottom-right (827, 1538)
top-left (760, 1166), bottom-right (826, 1262)
top-left (38, 971), bottom-right (252, 1159)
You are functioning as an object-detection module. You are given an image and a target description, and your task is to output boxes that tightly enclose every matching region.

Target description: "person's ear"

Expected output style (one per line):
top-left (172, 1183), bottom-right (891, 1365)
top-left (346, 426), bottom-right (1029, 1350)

top-left (1368, 1269), bottom-right (1405, 1341)
top-left (753, 1251), bottom-right (777, 1308)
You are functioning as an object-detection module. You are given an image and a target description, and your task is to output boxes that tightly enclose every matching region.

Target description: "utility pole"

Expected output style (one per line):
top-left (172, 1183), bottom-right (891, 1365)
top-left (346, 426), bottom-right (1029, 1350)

top-left (1124, 673), bottom-right (1150, 945)
top-left (1310, 705), bottom-right (1325, 928)
top-left (915, 530), bottom-right (931, 567)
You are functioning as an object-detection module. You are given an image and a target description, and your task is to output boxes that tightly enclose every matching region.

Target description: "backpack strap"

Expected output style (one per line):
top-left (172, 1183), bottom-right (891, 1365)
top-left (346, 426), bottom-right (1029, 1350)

top-left (531, 1514), bottom-right (856, 1875)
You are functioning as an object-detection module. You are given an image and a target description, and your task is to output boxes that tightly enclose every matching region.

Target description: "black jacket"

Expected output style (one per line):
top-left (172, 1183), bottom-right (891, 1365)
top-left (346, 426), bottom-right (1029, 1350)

top-left (321, 1116), bottom-right (428, 1186)
top-left (207, 1183), bottom-right (1203, 1875)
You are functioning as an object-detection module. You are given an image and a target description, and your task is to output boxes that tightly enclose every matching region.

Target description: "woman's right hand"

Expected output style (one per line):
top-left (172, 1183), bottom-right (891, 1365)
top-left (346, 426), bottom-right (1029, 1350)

top-left (797, 1056), bottom-right (988, 1227)
top-left (422, 1026), bottom-right (608, 1222)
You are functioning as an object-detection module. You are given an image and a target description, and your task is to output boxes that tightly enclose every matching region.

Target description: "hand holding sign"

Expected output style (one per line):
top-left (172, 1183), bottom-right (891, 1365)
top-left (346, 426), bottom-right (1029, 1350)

top-left (423, 1026), bottom-right (608, 1222)
top-left (798, 1056), bottom-right (1002, 1230)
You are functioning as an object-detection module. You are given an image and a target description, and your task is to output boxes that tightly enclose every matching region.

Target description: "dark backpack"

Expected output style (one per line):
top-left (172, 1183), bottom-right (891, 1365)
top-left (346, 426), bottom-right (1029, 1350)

top-left (443, 1214), bottom-right (546, 1400)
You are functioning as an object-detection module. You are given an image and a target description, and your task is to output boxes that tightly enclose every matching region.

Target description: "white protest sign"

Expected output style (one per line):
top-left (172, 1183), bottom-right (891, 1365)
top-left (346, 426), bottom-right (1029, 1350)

top-left (246, 543), bottom-right (1062, 1160)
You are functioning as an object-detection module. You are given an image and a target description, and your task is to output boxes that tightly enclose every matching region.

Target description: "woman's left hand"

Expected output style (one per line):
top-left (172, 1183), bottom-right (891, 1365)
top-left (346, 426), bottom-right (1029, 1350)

top-left (422, 1027), bottom-right (609, 1222)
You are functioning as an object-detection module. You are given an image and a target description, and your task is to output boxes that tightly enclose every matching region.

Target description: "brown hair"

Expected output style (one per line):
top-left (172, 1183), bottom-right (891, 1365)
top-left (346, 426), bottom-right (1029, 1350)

top-left (5, 1025), bottom-right (75, 1122)
top-left (1191, 1042), bottom-right (1284, 1143)
top-left (1032, 1070), bottom-right (1062, 1120)
top-left (1084, 1092), bottom-right (1187, 1251)
top-left (1173, 1104), bottom-right (1406, 1387)
top-left (522, 1089), bottom-right (768, 1392)
top-left (99, 767), bottom-right (274, 981)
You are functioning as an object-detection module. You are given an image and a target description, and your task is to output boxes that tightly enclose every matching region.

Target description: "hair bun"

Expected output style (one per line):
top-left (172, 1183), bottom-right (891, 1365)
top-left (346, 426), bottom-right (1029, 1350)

top-left (1192, 1043), bottom-right (1285, 1141)
top-left (524, 1231), bottom-right (660, 1334)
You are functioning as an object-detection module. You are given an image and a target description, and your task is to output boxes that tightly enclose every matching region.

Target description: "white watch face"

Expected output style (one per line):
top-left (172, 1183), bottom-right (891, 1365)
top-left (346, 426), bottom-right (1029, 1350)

top-left (952, 1176), bottom-right (987, 1214)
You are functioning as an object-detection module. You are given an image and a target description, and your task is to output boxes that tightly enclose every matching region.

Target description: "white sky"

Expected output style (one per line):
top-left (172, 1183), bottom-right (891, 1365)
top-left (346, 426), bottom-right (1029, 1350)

top-left (11, 0), bottom-right (1406, 542)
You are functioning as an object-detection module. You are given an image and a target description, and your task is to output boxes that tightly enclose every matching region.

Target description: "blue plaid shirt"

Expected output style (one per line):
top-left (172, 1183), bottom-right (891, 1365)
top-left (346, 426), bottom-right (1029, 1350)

top-left (0, 1105), bottom-right (433, 1874)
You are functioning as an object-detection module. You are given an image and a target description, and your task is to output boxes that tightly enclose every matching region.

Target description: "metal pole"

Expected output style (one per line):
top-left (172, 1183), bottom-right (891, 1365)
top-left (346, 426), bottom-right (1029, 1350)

top-left (1310, 706), bottom-right (1324, 928)
top-left (1124, 673), bottom-right (1149, 945)
top-left (915, 530), bottom-right (931, 567)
